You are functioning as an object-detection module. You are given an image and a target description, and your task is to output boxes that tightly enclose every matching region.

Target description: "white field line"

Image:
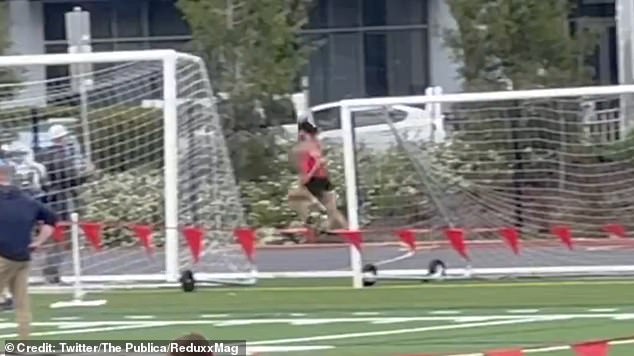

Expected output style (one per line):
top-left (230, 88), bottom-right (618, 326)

top-left (588, 308), bottom-right (618, 312)
top-left (248, 317), bottom-right (555, 346)
top-left (507, 309), bottom-right (540, 314)
top-left (429, 311), bottom-right (461, 315)
top-left (0, 322), bottom-right (170, 339)
top-left (352, 312), bottom-right (381, 316)
top-left (447, 338), bottom-right (634, 356)
top-left (50, 316), bottom-right (81, 321)
top-left (124, 315), bottom-right (156, 320)
top-left (0, 313), bottom-right (627, 330)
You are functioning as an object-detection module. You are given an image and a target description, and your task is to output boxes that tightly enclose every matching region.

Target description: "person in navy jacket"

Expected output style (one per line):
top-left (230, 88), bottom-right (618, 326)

top-left (0, 159), bottom-right (57, 339)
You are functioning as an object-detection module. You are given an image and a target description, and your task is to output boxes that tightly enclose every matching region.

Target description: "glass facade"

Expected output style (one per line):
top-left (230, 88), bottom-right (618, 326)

top-left (42, 0), bottom-right (191, 82)
top-left (303, 0), bottom-right (429, 105)
top-left (40, 0), bottom-right (429, 104)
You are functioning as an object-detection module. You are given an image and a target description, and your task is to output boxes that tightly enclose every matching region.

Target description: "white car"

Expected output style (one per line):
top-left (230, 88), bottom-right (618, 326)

top-left (281, 101), bottom-right (446, 150)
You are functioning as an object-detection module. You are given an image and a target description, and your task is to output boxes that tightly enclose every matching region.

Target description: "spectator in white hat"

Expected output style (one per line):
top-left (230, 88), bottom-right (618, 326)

top-left (40, 124), bottom-right (88, 284)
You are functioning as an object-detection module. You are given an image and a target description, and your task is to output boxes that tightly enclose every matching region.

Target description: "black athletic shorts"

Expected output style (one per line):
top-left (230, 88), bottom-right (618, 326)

top-left (304, 177), bottom-right (333, 199)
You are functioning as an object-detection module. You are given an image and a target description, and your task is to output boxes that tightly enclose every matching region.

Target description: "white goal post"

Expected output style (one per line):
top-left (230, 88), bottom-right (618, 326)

top-left (338, 84), bottom-right (634, 288)
top-left (0, 50), bottom-right (253, 293)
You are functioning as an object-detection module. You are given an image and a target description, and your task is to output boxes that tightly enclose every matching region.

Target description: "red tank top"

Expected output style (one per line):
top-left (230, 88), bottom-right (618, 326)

top-left (300, 148), bottom-right (328, 178)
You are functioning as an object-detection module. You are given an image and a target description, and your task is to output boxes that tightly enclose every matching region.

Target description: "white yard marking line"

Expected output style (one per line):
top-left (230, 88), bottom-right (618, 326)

top-left (588, 308), bottom-right (618, 312)
top-left (51, 316), bottom-right (81, 321)
top-left (507, 309), bottom-right (540, 314)
top-left (248, 346), bottom-right (334, 354)
top-left (429, 310), bottom-right (461, 315)
top-left (249, 317), bottom-right (553, 346)
top-left (200, 314), bottom-right (231, 318)
top-left (0, 322), bottom-right (169, 339)
top-left (289, 313), bottom-right (307, 317)
top-left (352, 312), bottom-right (381, 316)
top-left (124, 315), bottom-right (156, 320)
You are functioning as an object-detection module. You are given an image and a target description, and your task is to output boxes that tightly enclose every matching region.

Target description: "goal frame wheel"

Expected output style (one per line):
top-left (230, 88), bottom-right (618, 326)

top-left (180, 270), bottom-right (196, 292)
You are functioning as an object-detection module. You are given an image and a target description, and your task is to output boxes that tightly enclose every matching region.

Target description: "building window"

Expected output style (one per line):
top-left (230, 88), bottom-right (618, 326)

top-left (43, 3), bottom-right (76, 41)
top-left (330, 0), bottom-right (361, 28)
top-left (307, 34), bottom-right (330, 105)
top-left (44, 0), bottom-right (191, 42)
top-left (44, 2), bottom-right (115, 40)
top-left (364, 32), bottom-right (388, 97)
top-left (114, 1), bottom-right (144, 38)
top-left (148, 0), bottom-right (190, 36)
top-left (329, 33), bottom-right (363, 100)
top-left (363, 0), bottom-right (428, 27)
top-left (364, 29), bottom-right (428, 97)
top-left (114, 41), bottom-right (150, 51)
top-left (303, 0), bottom-right (429, 104)
top-left (308, 0), bottom-right (329, 29)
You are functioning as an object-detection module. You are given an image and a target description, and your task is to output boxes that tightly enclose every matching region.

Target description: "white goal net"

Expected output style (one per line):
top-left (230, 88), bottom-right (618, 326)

top-left (331, 86), bottom-right (634, 286)
top-left (0, 50), bottom-right (252, 291)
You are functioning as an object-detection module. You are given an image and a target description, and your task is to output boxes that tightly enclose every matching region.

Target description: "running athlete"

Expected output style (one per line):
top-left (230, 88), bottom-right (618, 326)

top-left (287, 120), bottom-right (348, 231)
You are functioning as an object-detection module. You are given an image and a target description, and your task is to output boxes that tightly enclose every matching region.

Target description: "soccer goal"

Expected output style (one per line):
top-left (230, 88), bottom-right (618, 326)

top-left (333, 85), bottom-right (634, 288)
top-left (0, 50), bottom-right (254, 295)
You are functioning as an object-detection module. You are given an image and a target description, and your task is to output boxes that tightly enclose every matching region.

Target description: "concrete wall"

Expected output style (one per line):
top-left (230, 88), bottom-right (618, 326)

top-left (7, 0), bottom-right (47, 107)
top-left (428, 0), bottom-right (461, 93)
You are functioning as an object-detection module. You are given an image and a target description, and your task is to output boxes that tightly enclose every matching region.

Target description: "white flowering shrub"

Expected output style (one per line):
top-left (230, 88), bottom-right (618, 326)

top-left (79, 169), bottom-right (165, 246)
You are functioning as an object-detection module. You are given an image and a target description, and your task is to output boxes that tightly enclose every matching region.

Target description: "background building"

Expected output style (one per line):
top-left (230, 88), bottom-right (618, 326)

top-left (6, 0), bottom-right (622, 106)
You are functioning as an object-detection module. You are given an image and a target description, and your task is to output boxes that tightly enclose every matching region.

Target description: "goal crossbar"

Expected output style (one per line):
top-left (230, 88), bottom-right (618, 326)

top-left (341, 84), bottom-right (634, 107)
top-left (0, 49), bottom-right (200, 67)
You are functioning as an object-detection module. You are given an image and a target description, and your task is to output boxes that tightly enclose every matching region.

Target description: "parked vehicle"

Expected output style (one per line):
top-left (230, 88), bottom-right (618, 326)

top-left (281, 101), bottom-right (446, 150)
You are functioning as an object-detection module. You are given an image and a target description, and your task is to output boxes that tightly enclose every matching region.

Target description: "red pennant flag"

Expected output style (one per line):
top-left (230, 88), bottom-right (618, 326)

top-left (397, 229), bottom-right (417, 252)
top-left (573, 341), bottom-right (609, 356)
top-left (234, 228), bottom-right (256, 262)
top-left (304, 228), bottom-right (317, 243)
top-left (132, 225), bottom-right (155, 255)
top-left (81, 223), bottom-right (102, 251)
top-left (551, 225), bottom-right (574, 250)
top-left (53, 223), bottom-right (67, 243)
top-left (339, 231), bottom-right (363, 251)
top-left (500, 227), bottom-right (521, 255)
top-left (603, 224), bottom-right (626, 239)
top-left (183, 227), bottom-right (205, 263)
top-left (485, 349), bottom-right (524, 356)
top-left (445, 228), bottom-right (469, 260)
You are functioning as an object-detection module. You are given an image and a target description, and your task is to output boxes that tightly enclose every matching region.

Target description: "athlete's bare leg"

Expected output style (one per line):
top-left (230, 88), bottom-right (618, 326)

top-left (287, 186), bottom-right (314, 223)
top-left (319, 191), bottom-right (348, 230)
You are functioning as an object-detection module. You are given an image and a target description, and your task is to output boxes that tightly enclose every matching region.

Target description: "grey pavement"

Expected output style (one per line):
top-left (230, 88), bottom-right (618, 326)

top-left (27, 240), bottom-right (634, 281)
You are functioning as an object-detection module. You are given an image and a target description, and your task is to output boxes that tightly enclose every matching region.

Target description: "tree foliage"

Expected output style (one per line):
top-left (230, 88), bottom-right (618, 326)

top-left (177, 0), bottom-right (310, 125)
top-left (0, 2), bottom-right (19, 100)
top-left (441, 0), bottom-right (607, 233)
top-left (445, 0), bottom-right (596, 91)
top-left (177, 0), bottom-right (312, 180)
